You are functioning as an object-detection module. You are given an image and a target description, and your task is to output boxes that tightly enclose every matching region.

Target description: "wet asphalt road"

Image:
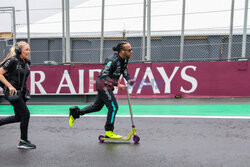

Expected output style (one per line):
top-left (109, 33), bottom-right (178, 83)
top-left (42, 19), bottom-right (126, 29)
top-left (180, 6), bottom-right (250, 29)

top-left (1, 116), bottom-right (250, 167)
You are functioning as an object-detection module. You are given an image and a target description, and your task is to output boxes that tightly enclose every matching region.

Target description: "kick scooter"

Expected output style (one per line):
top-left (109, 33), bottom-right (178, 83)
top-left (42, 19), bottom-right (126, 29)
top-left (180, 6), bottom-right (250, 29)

top-left (98, 86), bottom-right (140, 144)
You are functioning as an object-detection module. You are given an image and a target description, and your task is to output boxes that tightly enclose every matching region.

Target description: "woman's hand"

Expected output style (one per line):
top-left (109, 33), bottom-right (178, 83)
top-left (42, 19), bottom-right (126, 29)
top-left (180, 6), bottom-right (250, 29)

top-left (118, 83), bottom-right (126, 90)
top-left (8, 86), bottom-right (17, 96)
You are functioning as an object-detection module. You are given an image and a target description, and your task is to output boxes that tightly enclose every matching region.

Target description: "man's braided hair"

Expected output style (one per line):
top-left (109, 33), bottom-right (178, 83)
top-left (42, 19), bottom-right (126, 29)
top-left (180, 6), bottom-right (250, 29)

top-left (112, 42), bottom-right (128, 53)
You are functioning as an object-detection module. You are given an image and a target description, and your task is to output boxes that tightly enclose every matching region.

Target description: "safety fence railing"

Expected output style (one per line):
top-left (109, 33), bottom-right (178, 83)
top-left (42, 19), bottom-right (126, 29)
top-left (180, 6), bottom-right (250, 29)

top-left (0, 0), bottom-right (249, 64)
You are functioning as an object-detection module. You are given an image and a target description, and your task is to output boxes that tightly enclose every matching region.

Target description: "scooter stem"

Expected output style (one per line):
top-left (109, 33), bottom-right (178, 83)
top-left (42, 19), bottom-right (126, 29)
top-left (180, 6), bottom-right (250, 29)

top-left (126, 86), bottom-right (135, 126)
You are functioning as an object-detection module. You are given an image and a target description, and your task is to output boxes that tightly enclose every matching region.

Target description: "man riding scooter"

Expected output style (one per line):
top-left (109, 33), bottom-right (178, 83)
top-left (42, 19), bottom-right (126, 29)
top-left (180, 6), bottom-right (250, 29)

top-left (69, 42), bottom-right (135, 139)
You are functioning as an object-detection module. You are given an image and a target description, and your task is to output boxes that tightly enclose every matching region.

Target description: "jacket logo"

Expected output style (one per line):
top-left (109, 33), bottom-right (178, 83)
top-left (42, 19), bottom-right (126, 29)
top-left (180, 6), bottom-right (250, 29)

top-left (107, 61), bottom-right (112, 67)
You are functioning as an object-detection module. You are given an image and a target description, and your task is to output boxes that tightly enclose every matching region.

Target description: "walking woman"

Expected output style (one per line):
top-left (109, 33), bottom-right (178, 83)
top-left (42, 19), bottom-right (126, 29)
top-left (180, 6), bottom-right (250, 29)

top-left (69, 42), bottom-right (135, 139)
top-left (0, 41), bottom-right (36, 149)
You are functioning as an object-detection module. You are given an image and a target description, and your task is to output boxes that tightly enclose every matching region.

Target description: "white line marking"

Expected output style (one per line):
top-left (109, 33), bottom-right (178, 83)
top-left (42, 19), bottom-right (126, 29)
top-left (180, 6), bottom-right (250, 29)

top-left (1, 115), bottom-right (250, 119)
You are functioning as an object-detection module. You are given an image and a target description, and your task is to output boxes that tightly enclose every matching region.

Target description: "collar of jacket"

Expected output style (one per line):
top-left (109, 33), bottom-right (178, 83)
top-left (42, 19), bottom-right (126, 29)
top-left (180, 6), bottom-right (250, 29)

top-left (14, 55), bottom-right (31, 65)
top-left (114, 52), bottom-right (127, 63)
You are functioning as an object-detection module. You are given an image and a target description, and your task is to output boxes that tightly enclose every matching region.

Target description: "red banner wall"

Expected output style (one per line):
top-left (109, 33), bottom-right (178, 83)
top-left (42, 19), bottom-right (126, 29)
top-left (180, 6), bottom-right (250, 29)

top-left (27, 61), bottom-right (250, 98)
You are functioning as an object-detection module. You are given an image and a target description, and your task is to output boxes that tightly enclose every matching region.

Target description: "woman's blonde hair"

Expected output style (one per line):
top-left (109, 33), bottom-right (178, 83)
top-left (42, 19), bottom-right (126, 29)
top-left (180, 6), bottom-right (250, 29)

top-left (9, 41), bottom-right (29, 58)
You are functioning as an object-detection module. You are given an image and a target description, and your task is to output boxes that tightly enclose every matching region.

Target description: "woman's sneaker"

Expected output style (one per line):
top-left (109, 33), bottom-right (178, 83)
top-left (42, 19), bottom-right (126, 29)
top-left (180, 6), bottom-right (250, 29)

top-left (17, 140), bottom-right (36, 149)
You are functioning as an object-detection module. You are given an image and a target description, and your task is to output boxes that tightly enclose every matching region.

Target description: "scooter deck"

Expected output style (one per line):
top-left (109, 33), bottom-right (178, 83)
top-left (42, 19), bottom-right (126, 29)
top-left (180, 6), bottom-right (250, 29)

top-left (99, 128), bottom-right (138, 142)
top-left (100, 136), bottom-right (132, 141)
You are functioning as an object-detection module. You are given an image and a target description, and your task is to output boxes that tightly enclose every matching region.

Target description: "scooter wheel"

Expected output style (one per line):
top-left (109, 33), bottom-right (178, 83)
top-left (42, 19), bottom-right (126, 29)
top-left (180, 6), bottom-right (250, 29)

top-left (133, 135), bottom-right (140, 144)
top-left (98, 135), bottom-right (105, 143)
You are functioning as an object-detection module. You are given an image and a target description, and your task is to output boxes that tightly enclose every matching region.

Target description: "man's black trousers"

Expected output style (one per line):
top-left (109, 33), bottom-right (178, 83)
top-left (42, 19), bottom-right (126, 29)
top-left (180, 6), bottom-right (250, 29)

top-left (79, 88), bottom-right (118, 131)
